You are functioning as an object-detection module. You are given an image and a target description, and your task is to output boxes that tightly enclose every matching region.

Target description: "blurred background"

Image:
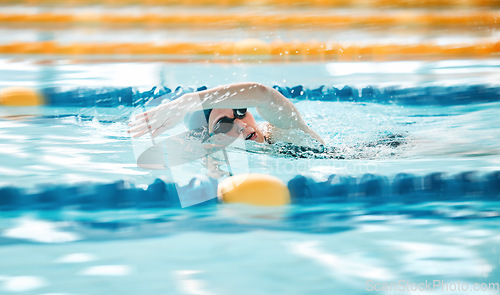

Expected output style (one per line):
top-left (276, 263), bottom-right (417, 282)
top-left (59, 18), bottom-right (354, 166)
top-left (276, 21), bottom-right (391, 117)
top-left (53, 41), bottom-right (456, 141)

top-left (0, 0), bottom-right (498, 90)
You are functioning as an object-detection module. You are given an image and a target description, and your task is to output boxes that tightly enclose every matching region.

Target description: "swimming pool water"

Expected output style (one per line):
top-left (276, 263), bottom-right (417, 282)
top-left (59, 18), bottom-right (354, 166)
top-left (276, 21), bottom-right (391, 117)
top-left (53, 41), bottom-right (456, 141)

top-left (0, 201), bottom-right (499, 294)
top-left (2, 59), bottom-right (500, 89)
top-left (1, 59), bottom-right (500, 294)
top-left (1, 98), bottom-right (499, 188)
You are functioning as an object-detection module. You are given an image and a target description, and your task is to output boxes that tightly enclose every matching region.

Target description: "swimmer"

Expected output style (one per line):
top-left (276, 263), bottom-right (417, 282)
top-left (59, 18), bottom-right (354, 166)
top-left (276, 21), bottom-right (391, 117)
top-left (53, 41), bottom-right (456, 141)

top-left (128, 82), bottom-right (324, 148)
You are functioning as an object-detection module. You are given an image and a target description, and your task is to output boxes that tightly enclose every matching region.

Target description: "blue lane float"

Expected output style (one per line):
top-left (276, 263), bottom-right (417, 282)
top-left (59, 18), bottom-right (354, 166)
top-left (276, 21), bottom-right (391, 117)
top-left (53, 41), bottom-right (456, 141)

top-left (288, 171), bottom-right (500, 205)
top-left (38, 84), bottom-right (500, 107)
top-left (0, 176), bottom-right (219, 211)
top-left (0, 171), bottom-right (498, 211)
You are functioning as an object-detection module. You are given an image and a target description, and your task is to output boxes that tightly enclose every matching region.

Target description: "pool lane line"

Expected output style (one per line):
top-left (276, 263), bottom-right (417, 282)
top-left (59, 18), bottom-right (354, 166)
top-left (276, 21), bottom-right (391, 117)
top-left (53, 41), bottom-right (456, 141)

top-left (0, 171), bottom-right (498, 210)
top-left (0, 11), bottom-right (499, 29)
top-left (0, 0), bottom-right (498, 8)
top-left (2, 83), bottom-right (499, 108)
top-left (0, 40), bottom-right (498, 60)
top-left (34, 84), bottom-right (500, 107)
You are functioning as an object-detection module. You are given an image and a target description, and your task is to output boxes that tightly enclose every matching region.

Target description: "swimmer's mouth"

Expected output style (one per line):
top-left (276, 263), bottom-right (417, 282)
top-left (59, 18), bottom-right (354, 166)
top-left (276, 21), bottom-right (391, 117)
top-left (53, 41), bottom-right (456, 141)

top-left (245, 132), bottom-right (256, 141)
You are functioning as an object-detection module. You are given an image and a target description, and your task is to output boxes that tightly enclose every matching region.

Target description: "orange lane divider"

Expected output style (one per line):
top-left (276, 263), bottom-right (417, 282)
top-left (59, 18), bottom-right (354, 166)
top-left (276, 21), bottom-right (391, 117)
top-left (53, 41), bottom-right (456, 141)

top-left (0, 0), bottom-right (498, 8)
top-left (0, 11), bottom-right (499, 28)
top-left (0, 40), bottom-right (498, 60)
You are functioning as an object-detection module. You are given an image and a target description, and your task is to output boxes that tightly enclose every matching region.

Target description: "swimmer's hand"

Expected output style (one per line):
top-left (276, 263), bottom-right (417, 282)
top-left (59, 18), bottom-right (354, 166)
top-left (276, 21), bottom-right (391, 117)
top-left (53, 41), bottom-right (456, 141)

top-left (128, 100), bottom-right (186, 138)
top-left (299, 122), bottom-right (325, 146)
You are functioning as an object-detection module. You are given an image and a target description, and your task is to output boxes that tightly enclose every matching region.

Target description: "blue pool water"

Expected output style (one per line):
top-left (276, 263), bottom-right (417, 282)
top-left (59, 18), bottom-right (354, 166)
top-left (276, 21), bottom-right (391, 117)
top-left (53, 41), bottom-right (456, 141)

top-left (1, 59), bottom-right (500, 294)
top-left (0, 201), bottom-right (499, 294)
top-left (1, 88), bottom-right (499, 187)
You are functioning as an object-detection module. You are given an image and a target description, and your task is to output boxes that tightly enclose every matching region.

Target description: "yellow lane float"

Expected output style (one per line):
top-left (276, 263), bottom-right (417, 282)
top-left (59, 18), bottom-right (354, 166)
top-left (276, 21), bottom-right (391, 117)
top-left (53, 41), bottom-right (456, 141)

top-left (218, 174), bottom-right (291, 206)
top-left (0, 87), bottom-right (44, 106)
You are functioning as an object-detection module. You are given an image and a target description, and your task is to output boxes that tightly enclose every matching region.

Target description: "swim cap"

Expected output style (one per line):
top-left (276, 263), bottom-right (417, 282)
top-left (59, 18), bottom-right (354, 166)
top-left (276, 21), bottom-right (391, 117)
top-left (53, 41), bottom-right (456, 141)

top-left (184, 109), bottom-right (212, 130)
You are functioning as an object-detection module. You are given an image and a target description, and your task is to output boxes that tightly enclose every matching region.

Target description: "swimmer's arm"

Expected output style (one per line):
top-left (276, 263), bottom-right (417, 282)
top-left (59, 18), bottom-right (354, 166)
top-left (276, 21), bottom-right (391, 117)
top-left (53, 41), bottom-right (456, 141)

top-left (188, 82), bottom-right (305, 129)
top-left (193, 82), bottom-right (324, 145)
top-left (129, 82), bottom-right (323, 144)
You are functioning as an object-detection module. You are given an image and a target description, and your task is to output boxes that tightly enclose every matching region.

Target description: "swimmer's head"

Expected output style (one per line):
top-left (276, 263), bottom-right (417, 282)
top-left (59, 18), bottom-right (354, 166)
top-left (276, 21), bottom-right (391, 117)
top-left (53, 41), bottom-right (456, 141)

top-left (184, 109), bottom-right (212, 141)
top-left (184, 109), bottom-right (212, 131)
top-left (208, 108), bottom-right (265, 143)
top-left (185, 108), bottom-right (265, 143)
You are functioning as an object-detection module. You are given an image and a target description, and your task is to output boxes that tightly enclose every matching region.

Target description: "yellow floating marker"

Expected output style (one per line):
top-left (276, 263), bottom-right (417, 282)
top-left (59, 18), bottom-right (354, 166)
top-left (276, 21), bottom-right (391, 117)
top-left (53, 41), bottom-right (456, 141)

top-left (218, 174), bottom-right (291, 206)
top-left (0, 87), bottom-right (44, 106)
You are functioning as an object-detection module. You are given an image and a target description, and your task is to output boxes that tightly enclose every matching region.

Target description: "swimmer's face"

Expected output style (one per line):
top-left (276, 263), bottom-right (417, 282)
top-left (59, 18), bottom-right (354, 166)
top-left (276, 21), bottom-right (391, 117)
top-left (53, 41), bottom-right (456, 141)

top-left (208, 108), bottom-right (265, 143)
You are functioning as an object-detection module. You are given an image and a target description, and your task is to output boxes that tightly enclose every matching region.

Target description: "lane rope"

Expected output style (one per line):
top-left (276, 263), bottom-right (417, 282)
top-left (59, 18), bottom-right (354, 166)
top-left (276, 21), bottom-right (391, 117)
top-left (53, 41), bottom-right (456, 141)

top-left (0, 40), bottom-right (498, 60)
top-left (1, 11), bottom-right (498, 28)
top-left (0, 0), bottom-right (498, 8)
top-left (0, 171), bottom-right (498, 210)
top-left (2, 84), bottom-right (497, 107)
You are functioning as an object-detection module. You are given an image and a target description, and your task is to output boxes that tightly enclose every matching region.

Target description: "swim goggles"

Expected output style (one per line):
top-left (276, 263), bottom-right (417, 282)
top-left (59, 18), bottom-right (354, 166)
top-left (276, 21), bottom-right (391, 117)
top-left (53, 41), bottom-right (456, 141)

top-left (210, 108), bottom-right (248, 136)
